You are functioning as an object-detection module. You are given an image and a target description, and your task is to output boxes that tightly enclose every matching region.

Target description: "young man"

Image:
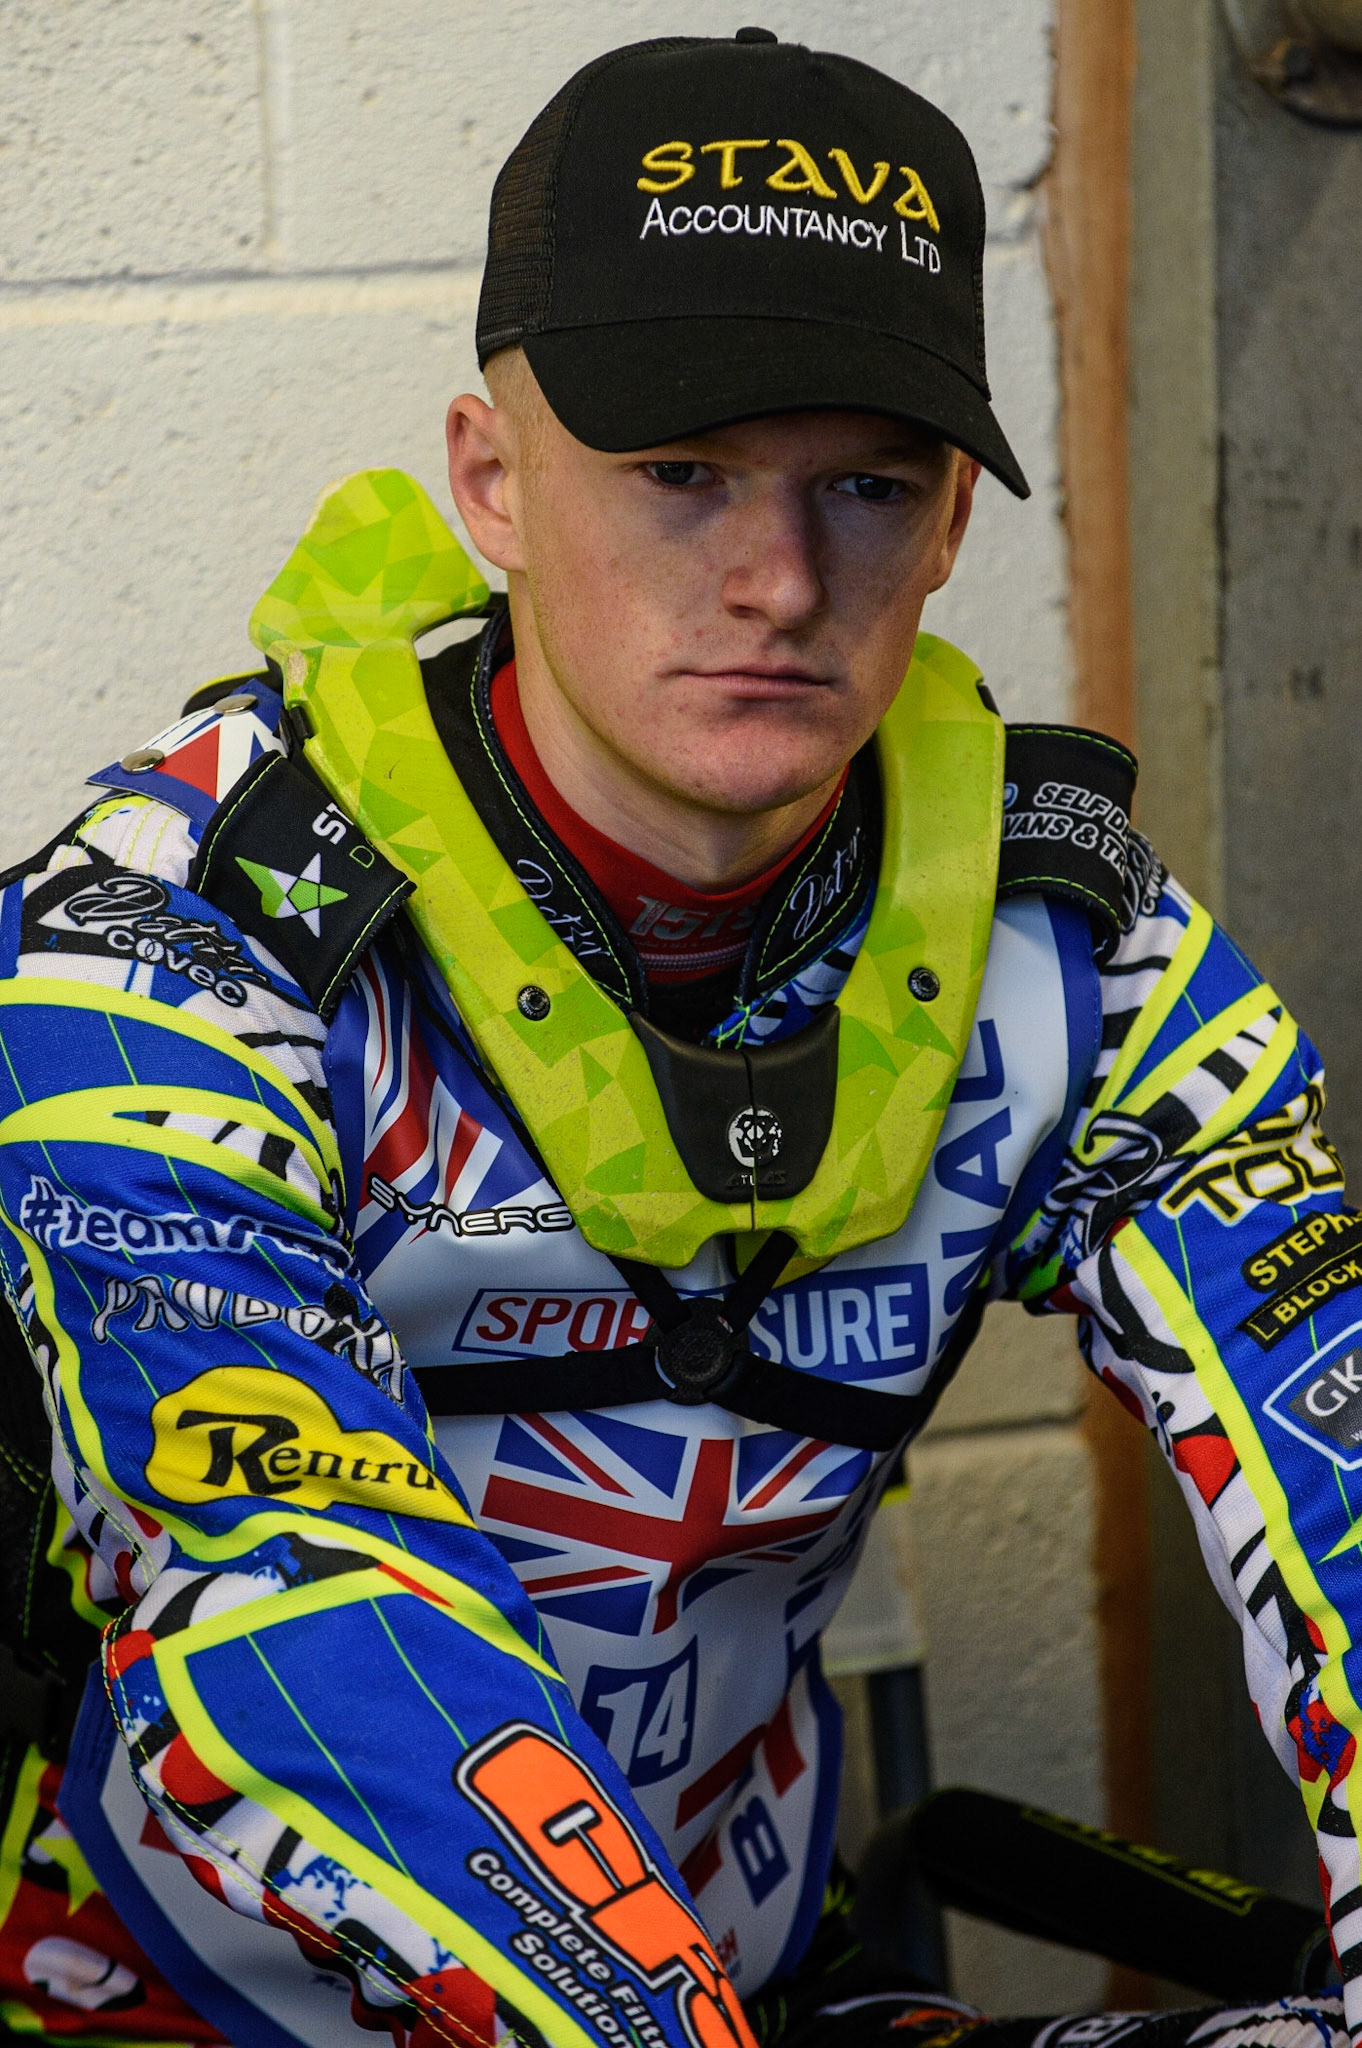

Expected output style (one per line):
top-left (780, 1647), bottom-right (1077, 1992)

top-left (0, 29), bottom-right (1357, 2048)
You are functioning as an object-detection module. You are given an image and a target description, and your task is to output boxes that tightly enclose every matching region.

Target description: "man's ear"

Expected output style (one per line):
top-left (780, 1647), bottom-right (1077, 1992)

top-left (446, 392), bottom-right (526, 574)
top-left (926, 453), bottom-right (981, 595)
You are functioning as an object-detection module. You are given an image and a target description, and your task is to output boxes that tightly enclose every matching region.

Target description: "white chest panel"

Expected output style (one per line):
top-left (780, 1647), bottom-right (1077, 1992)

top-left (336, 897), bottom-right (1077, 1986)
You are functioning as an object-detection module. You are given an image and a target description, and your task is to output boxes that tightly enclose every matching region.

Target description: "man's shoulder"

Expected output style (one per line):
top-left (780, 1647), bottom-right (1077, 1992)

top-left (997, 721), bottom-right (1139, 956)
top-left (83, 669), bottom-right (289, 837)
top-left (0, 681), bottom-right (313, 1031)
top-left (9, 670), bottom-right (414, 1029)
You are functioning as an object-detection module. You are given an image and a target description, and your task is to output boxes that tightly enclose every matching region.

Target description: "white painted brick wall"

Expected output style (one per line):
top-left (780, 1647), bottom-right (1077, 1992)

top-left (0, 0), bottom-right (1070, 859)
top-left (0, 0), bottom-right (1100, 2014)
top-left (0, 275), bottom-right (483, 846)
top-left (273, 0), bottom-right (1053, 268)
top-left (1, 4), bottom-right (266, 280)
top-left (910, 1306), bottom-right (1106, 2010)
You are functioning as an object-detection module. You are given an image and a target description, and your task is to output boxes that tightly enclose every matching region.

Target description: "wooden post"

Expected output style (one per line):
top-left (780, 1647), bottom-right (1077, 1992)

top-left (1046, 0), bottom-right (1138, 747)
top-left (1045, 0), bottom-right (1154, 2000)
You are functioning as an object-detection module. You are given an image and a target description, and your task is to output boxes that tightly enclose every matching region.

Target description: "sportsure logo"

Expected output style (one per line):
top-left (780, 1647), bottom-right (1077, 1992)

top-left (453, 1268), bottom-right (930, 1375)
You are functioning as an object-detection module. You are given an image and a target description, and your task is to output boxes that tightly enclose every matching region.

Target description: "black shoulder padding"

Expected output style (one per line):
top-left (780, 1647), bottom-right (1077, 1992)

top-left (0, 1291), bottom-right (99, 1758)
top-left (189, 753), bottom-right (413, 1022)
top-left (998, 724), bottom-right (1138, 949)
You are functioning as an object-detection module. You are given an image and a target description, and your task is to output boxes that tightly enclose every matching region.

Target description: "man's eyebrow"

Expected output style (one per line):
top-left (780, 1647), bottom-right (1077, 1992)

top-left (852, 441), bottom-right (948, 465)
top-left (630, 433), bottom-right (947, 465)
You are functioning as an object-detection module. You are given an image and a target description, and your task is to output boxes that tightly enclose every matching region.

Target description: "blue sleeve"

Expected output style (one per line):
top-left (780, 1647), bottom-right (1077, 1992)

top-left (1018, 851), bottom-right (1362, 2029)
top-left (0, 823), bottom-right (754, 2048)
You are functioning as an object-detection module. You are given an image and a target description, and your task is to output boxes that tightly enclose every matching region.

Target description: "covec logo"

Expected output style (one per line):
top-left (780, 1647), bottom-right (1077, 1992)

top-left (148, 1366), bottom-right (470, 1524)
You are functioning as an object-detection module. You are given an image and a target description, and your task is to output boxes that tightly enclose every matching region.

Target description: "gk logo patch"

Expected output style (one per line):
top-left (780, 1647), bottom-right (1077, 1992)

top-left (1291, 1351), bottom-right (1362, 1442)
top-left (148, 1366), bottom-right (469, 1523)
top-left (1265, 1338), bottom-right (1362, 1467)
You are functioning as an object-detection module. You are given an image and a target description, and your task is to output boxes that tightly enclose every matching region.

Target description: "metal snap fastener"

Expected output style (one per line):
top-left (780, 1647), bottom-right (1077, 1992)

top-left (517, 985), bottom-right (551, 1021)
top-left (908, 966), bottom-right (941, 1002)
top-left (119, 747), bottom-right (165, 772)
top-left (215, 692), bottom-right (258, 716)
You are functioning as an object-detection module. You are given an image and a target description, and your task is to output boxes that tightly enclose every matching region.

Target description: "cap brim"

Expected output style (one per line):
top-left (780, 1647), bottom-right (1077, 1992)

top-left (522, 316), bottom-right (1029, 499)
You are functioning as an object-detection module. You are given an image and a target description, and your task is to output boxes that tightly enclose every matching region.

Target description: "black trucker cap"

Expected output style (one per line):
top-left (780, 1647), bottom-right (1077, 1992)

top-left (476, 28), bottom-right (1028, 498)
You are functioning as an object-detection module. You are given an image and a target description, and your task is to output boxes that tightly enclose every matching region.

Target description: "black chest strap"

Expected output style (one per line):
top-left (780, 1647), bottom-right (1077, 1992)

top-left (411, 1234), bottom-right (984, 1453)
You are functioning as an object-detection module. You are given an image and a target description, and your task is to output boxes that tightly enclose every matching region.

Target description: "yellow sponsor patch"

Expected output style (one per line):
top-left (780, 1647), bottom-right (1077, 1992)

top-left (148, 1366), bottom-right (471, 1525)
top-left (635, 136), bottom-right (939, 227)
top-left (1242, 1207), bottom-right (1362, 1292)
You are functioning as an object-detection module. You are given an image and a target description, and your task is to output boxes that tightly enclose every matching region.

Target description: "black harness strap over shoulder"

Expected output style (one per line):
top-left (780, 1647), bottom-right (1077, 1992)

top-left (997, 724), bottom-right (1138, 955)
top-left (189, 751), bottom-right (413, 1023)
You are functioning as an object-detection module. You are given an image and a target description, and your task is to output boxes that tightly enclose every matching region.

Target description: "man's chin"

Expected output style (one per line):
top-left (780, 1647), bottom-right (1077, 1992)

top-left (657, 764), bottom-right (847, 821)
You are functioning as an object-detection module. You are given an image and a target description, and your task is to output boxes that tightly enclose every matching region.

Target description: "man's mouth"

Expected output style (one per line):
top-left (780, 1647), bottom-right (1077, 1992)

top-left (680, 663), bottom-right (831, 692)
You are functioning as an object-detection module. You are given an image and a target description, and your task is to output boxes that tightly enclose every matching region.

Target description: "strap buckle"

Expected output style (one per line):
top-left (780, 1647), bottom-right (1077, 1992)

top-left (0, 1640), bottom-right (81, 1759)
top-left (652, 1302), bottom-right (742, 1405)
top-left (625, 1230), bottom-right (794, 1409)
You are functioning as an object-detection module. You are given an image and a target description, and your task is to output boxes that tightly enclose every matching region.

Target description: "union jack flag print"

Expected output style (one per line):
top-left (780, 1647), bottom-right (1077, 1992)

top-left (479, 1413), bottom-right (859, 1638)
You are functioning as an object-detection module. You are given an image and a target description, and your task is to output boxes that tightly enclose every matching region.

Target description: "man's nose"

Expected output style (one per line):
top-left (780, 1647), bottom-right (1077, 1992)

top-left (719, 489), bottom-right (827, 628)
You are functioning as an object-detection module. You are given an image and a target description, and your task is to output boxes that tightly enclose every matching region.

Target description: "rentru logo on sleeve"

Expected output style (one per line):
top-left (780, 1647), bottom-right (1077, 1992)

top-left (147, 1366), bottom-right (470, 1524)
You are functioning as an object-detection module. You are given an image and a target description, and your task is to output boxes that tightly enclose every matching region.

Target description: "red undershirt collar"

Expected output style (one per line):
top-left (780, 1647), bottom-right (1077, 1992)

top-left (490, 660), bottom-right (845, 985)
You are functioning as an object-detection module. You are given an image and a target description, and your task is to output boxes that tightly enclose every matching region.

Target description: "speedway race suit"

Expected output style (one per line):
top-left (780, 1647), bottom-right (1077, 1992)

top-left (0, 472), bottom-right (1360, 2048)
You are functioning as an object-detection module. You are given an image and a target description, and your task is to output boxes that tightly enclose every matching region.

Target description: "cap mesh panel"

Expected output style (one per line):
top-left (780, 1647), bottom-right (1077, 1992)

top-left (477, 37), bottom-right (698, 363)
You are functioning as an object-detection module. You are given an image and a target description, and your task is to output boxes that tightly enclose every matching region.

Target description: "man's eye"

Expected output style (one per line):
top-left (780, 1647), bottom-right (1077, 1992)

top-left (834, 473), bottom-right (906, 502)
top-left (645, 461), bottom-right (704, 487)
